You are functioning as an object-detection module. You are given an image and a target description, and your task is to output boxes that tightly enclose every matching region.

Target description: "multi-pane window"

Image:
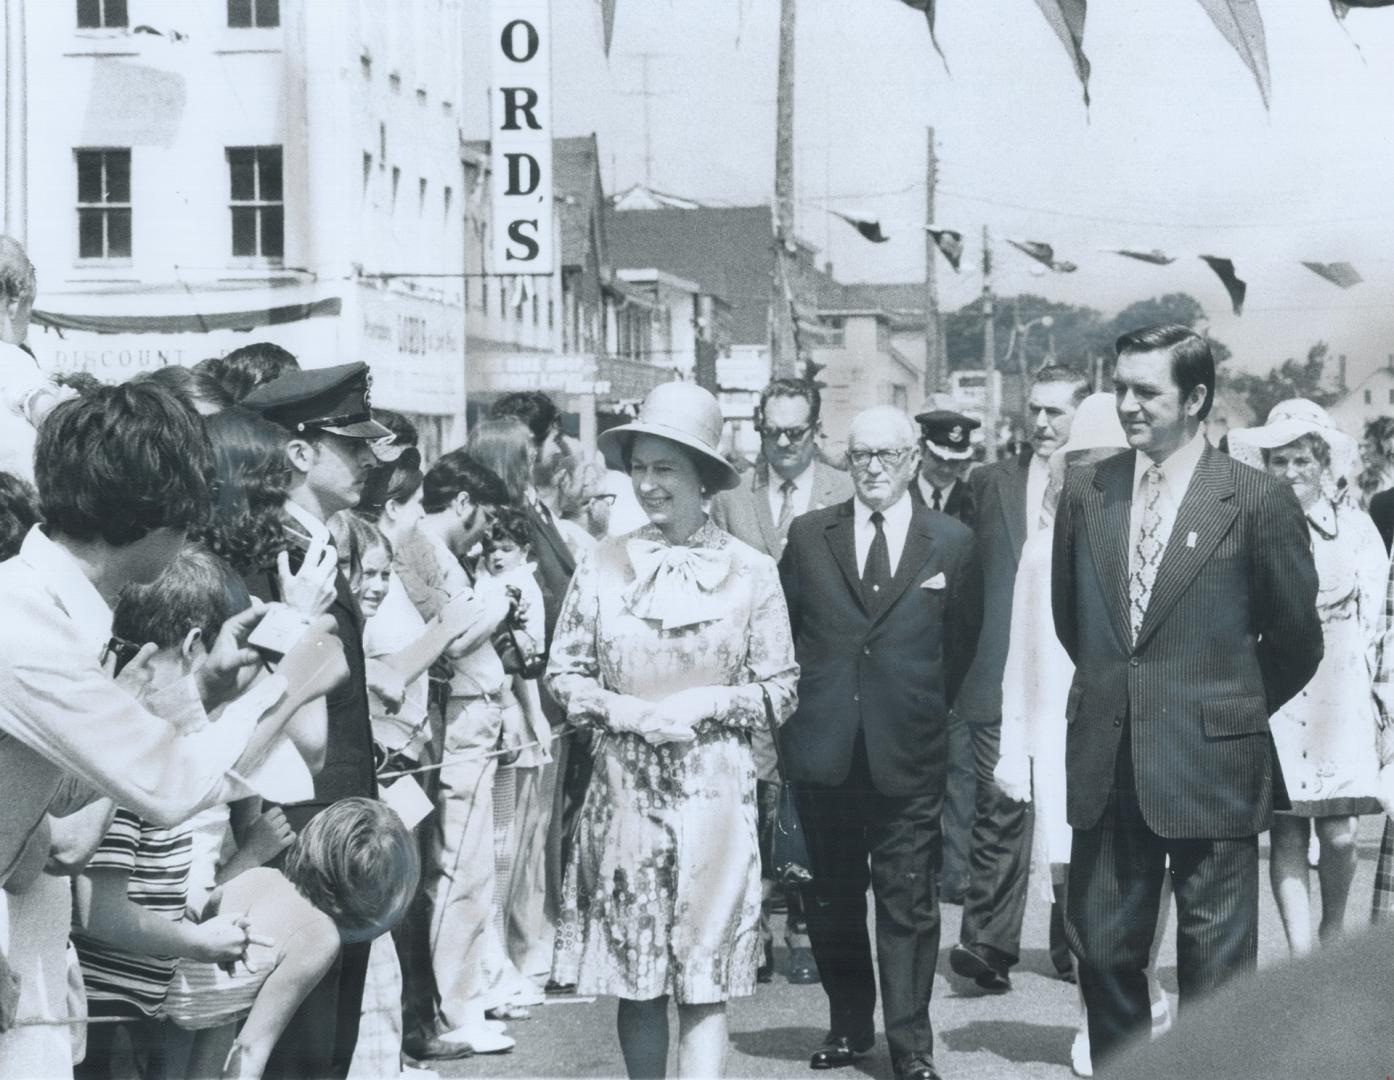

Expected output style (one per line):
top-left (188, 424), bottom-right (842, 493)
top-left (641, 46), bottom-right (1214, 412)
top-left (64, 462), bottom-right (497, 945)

top-left (227, 0), bottom-right (279, 28)
top-left (227, 146), bottom-right (283, 259)
top-left (76, 149), bottom-right (131, 260)
top-left (77, 0), bottom-right (127, 28)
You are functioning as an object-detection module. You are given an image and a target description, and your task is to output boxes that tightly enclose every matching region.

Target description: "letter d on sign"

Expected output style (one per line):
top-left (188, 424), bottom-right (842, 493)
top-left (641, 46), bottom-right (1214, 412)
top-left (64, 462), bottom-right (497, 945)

top-left (490, 0), bottom-right (553, 273)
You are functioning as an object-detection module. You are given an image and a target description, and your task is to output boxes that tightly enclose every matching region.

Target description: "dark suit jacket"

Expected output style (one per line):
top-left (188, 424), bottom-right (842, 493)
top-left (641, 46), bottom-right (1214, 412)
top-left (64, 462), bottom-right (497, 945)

top-left (953, 450), bottom-right (1033, 725)
top-left (910, 474), bottom-right (976, 530)
top-left (778, 497), bottom-right (983, 797)
top-left (709, 460), bottom-right (854, 558)
top-left (1051, 445), bottom-right (1322, 839)
top-left (524, 500), bottom-right (576, 651)
top-left (1369, 487), bottom-right (1394, 553)
top-left (245, 522), bottom-right (377, 802)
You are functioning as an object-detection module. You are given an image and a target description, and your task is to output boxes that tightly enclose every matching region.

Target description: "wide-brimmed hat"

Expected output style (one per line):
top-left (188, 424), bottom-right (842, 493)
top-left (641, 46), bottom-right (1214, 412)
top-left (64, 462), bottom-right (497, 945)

top-left (1227, 398), bottom-right (1359, 489)
top-left (1055, 392), bottom-right (1129, 457)
top-left (597, 382), bottom-right (740, 493)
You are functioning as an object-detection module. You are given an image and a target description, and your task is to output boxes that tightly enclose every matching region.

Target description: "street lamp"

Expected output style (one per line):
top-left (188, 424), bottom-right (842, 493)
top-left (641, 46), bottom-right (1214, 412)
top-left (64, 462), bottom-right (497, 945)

top-left (1004, 310), bottom-right (1054, 439)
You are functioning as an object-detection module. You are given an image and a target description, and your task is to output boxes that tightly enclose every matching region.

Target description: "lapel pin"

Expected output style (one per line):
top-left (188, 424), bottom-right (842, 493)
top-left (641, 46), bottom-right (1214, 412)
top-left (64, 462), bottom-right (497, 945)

top-left (1186, 531), bottom-right (1197, 548)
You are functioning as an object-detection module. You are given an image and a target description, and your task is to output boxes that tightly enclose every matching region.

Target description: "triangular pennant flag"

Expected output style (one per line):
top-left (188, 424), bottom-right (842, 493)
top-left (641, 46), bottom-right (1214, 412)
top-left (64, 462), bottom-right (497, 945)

top-left (599, 0), bottom-right (617, 57)
top-left (926, 226), bottom-right (964, 272)
top-left (1331, 0), bottom-right (1394, 16)
top-left (1104, 247), bottom-right (1176, 265)
top-left (1301, 261), bottom-right (1363, 289)
top-left (1195, 0), bottom-right (1271, 109)
top-left (832, 209), bottom-right (889, 244)
top-left (897, 0), bottom-right (950, 74)
top-left (1032, 0), bottom-right (1090, 106)
top-left (1199, 255), bottom-right (1247, 315)
top-left (1008, 238), bottom-right (1077, 273)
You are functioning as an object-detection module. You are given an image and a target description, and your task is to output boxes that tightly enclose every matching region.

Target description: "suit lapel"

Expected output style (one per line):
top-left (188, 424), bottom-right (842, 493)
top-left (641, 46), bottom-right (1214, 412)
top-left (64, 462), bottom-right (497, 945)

top-left (1083, 452), bottom-right (1136, 649)
top-left (1000, 454), bottom-right (1029, 554)
top-left (871, 503), bottom-right (936, 625)
top-left (750, 463), bottom-right (782, 555)
top-left (1135, 446), bottom-right (1238, 648)
top-left (823, 501), bottom-right (867, 614)
top-left (810, 463), bottom-right (844, 511)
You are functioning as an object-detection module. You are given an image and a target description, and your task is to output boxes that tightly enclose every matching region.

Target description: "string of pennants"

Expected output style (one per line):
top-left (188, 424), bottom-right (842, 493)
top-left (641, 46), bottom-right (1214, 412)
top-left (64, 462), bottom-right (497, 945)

top-left (896, 0), bottom-right (1393, 109)
top-left (919, 228), bottom-right (1365, 317)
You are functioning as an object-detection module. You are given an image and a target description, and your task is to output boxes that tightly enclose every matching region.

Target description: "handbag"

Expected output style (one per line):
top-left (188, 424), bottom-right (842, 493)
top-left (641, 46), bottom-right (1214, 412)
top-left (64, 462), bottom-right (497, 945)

top-left (762, 686), bottom-right (814, 887)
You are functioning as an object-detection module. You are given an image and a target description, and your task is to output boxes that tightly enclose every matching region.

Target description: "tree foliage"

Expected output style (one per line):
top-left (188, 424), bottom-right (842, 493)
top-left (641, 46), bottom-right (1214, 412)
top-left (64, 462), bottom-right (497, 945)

top-left (1218, 342), bottom-right (1341, 428)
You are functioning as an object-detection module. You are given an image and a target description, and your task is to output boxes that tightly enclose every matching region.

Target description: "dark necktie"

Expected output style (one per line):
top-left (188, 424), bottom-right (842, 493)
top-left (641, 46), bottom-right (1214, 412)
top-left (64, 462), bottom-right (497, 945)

top-left (776, 479), bottom-right (797, 532)
top-left (931, 487), bottom-right (943, 512)
top-left (862, 510), bottom-right (891, 606)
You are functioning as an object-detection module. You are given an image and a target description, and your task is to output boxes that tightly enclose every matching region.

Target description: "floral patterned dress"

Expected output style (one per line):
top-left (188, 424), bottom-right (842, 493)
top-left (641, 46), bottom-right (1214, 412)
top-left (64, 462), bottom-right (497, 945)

top-left (545, 520), bottom-right (798, 1004)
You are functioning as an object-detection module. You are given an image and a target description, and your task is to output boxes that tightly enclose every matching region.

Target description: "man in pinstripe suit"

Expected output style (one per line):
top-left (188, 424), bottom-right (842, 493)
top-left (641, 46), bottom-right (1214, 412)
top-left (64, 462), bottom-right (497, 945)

top-left (1051, 325), bottom-right (1322, 1064)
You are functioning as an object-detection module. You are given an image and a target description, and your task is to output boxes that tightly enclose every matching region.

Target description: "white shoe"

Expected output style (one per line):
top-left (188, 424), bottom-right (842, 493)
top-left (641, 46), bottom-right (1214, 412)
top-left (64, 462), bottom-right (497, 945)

top-left (1071, 1029), bottom-right (1093, 1078)
top-left (437, 1023), bottom-right (515, 1054)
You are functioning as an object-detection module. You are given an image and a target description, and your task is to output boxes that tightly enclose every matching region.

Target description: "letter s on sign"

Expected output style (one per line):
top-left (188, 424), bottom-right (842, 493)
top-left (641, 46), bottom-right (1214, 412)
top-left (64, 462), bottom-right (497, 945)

top-left (506, 220), bottom-right (540, 263)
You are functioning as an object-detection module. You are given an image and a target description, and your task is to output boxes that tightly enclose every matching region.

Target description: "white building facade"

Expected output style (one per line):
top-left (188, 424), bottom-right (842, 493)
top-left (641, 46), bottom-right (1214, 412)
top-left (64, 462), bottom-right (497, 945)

top-left (7, 0), bottom-right (469, 455)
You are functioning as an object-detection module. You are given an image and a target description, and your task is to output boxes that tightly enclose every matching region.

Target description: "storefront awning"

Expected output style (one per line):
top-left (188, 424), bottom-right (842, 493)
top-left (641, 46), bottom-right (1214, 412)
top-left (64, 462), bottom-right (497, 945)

top-left (32, 297), bottom-right (343, 336)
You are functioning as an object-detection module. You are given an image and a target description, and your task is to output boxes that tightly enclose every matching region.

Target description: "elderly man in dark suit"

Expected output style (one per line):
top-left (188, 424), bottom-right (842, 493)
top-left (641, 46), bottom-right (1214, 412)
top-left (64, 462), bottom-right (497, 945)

top-left (945, 367), bottom-right (1088, 992)
top-left (1052, 325), bottom-right (1323, 1064)
top-left (712, 377), bottom-right (853, 985)
top-left (780, 406), bottom-right (982, 1080)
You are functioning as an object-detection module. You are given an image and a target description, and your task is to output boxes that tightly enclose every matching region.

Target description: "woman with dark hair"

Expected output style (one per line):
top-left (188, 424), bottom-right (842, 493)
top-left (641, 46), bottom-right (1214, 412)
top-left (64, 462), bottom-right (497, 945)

top-left (547, 382), bottom-right (797, 1078)
top-left (190, 408), bottom-right (294, 577)
top-left (133, 364), bottom-right (233, 416)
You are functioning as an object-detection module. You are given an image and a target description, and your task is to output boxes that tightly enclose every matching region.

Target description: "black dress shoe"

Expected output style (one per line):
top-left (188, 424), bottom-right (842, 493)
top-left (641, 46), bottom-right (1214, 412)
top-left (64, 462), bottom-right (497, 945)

top-left (757, 940), bottom-right (774, 983)
top-left (809, 1032), bottom-right (874, 1069)
top-left (949, 942), bottom-right (1012, 993)
top-left (544, 978), bottom-right (577, 994)
top-left (402, 1035), bottom-right (475, 1061)
top-left (897, 1055), bottom-right (942, 1080)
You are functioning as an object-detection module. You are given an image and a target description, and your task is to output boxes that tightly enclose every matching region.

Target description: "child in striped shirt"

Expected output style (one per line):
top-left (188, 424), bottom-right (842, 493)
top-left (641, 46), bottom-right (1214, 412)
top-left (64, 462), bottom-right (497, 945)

top-left (71, 550), bottom-right (272, 1079)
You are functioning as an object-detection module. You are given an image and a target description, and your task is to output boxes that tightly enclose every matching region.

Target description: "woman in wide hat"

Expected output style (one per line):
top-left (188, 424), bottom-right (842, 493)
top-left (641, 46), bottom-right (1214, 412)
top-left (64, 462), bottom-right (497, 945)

top-left (1229, 399), bottom-right (1387, 955)
top-left (545, 382), bottom-right (798, 1078)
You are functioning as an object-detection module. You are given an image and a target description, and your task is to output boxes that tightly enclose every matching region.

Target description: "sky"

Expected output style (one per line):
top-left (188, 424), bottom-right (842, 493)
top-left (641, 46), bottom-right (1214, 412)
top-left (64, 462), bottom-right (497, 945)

top-left (473, 0), bottom-right (1394, 382)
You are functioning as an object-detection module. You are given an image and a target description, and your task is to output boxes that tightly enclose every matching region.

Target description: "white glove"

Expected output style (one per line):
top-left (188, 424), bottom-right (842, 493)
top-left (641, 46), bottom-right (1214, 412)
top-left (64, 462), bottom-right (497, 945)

top-left (993, 752), bottom-right (1032, 804)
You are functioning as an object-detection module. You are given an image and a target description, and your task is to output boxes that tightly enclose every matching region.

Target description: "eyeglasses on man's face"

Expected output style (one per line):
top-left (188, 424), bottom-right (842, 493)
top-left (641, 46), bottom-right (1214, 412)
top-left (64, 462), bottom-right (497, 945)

top-left (759, 423), bottom-right (814, 446)
top-left (846, 447), bottom-right (914, 471)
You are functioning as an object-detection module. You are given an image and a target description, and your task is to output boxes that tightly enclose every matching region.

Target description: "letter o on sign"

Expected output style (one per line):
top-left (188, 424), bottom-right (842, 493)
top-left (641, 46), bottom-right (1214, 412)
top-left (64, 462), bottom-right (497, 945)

top-left (500, 19), bottom-right (539, 63)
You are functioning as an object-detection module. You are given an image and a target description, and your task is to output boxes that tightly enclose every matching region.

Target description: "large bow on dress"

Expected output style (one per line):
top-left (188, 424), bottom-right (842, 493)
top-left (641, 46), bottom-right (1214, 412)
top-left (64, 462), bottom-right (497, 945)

top-left (623, 538), bottom-right (732, 630)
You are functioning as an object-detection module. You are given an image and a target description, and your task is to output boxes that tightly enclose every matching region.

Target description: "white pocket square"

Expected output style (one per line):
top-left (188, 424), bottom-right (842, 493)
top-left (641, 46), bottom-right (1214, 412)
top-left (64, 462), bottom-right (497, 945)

top-left (921, 573), bottom-right (947, 590)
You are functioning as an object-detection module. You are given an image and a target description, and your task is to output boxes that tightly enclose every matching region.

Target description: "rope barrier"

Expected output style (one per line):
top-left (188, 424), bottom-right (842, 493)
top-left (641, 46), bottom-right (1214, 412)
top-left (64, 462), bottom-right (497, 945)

top-left (376, 725), bottom-right (582, 781)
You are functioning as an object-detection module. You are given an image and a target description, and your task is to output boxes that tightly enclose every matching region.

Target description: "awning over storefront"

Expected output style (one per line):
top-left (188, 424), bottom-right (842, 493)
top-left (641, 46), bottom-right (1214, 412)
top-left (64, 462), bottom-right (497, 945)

top-left (31, 297), bottom-right (343, 336)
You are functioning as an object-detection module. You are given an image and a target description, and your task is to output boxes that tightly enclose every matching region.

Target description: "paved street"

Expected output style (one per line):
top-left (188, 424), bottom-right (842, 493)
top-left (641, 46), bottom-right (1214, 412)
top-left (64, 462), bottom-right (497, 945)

top-left (431, 818), bottom-right (1386, 1079)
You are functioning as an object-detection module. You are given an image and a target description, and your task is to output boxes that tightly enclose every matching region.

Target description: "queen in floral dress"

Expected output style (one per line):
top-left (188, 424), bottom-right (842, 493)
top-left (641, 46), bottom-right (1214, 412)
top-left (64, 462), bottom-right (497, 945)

top-left (546, 383), bottom-right (797, 1079)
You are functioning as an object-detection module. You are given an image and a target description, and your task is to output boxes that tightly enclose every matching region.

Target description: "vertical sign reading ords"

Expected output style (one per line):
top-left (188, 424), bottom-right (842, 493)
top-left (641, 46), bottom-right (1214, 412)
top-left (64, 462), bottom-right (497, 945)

top-left (489, 0), bottom-right (553, 273)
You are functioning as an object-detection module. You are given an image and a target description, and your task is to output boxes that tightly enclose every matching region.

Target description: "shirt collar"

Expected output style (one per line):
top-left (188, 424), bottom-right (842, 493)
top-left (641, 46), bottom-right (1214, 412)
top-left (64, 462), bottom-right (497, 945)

top-left (1134, 429), bottom-right (1208, 500)
top-left (854, 490), bottom-right (913, 532)
top-left (17, 526), bottom-right (113, 651)
top-left (284, 499), bottom-right (332, 547)
top-left (916, 474), bottom-right (955, 502)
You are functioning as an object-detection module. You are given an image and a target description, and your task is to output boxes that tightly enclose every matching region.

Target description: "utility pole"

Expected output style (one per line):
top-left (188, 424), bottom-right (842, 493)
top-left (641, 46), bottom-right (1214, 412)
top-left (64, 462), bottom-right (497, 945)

top-left (923, 127), bottom-right (944, 398)
top-left (3, 0), bottom-right (27, 242)
top-left (981, 225), bottom-right (998, 463)
top-left (770, 0), bottom-right (798, 378)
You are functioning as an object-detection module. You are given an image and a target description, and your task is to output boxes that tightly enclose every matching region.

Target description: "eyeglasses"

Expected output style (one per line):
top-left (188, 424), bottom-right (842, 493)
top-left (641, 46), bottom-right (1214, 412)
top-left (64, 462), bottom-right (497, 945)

top-left (847, 447), bottom-right (914, 471)
top-left (759, 423), bottom-right (814, 446)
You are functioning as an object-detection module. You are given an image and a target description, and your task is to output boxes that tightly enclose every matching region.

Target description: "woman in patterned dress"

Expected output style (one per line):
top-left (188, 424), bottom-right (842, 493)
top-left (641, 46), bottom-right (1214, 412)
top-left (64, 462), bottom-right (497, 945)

top-left (545, 383), bottom-right (798, 1079)
top-left (1230, 400), bottom-right (1387, 955)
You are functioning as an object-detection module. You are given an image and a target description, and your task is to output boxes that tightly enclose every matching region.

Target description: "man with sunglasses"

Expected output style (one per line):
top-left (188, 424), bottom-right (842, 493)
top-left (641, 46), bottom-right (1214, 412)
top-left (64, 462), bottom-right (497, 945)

top-left (778, 407), bottom-right (982, 1080)
top-left (711, 378), bottom-right (852, 987)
